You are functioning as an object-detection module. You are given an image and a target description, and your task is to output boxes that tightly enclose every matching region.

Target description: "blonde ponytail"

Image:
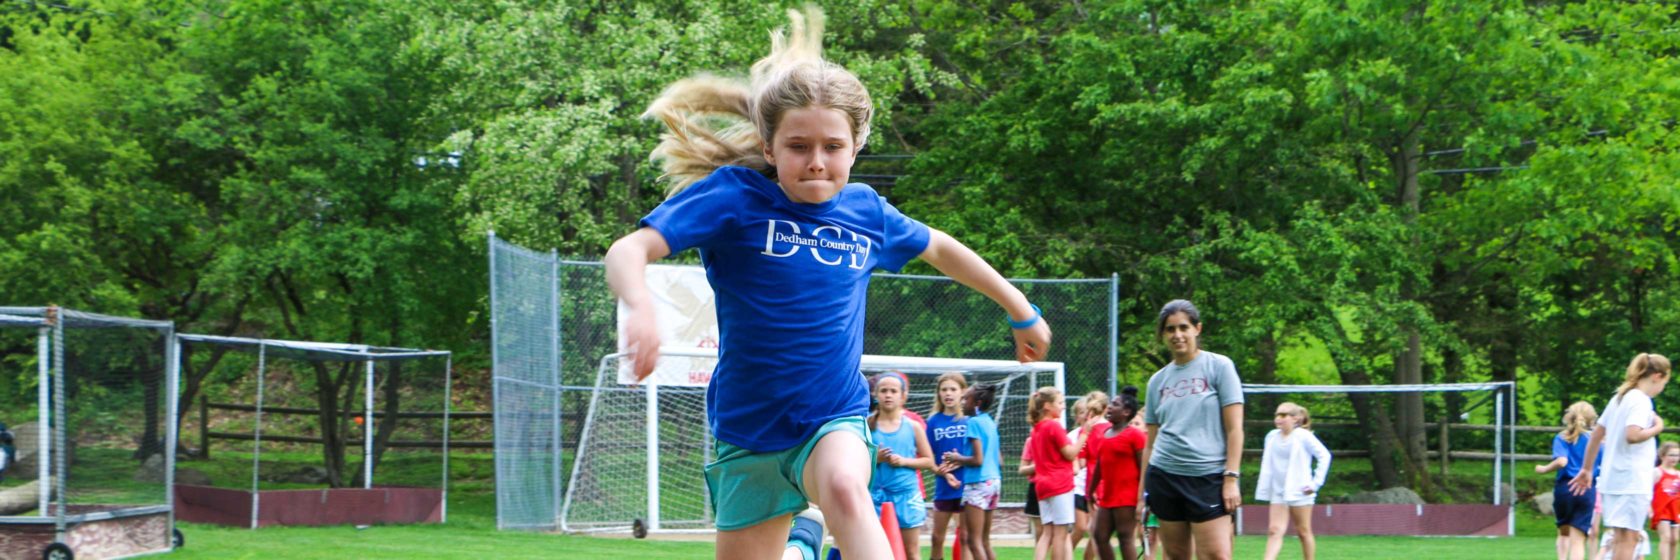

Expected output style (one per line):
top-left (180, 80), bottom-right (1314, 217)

top-left (643, 6), bottom-right (873, 197)
top-left (1028, 386), bottom-right (1062, 425)
top-left (1616, 353), bottom-right (1672, 400)
top-left (1561, 401), bottom-right (1597, 444)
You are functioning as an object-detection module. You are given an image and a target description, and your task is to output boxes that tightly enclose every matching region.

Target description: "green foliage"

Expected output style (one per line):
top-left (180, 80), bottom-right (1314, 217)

top-left (2, 0), bottom-right (1678, 496)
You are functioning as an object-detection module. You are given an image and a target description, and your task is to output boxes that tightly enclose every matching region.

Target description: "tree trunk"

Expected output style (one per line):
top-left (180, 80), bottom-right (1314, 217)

top-left (1392, 128), bottom-right (1434, 497)
top-left (1252, 331), bottom-right (1280, 418)
top-left (313, 361), bottom-right (348, 488)
top-left (1315, 315), bottom-right (1404, 488)
top-left (369, 361), bottom-right (403, 477)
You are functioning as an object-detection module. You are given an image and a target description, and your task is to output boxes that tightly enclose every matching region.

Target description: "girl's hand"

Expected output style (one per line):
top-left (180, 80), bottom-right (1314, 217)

top-left (1569, 469), bottom-right (1594, 496)
top-left (624, 306), bottom-right (662, 381)
top-left (877, 447), bottom-right (893, 464)
top-left (1222, 477), bottom-right (1241, 511)
top-left (1302, 486), bottom-right (1316, 495)
top-left (1013, 320), bottom-right (1052, 363)
top-left (943, 450), bottom-right (961, 463)
top-left (887, 453), bottom-right (903, 467)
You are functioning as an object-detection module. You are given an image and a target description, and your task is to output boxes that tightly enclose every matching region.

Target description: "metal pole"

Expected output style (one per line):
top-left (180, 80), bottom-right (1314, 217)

top-left (165, 328), bottom-right (180, 546)
top-left (550, 248), bottom-right (562, 527)
top-left (1056, 364), bottom-right (1068, 429)
top-left (442, 354), bottom-right (453, 524)
top-left (488, 230), bottom-right (503, 530)
top-left (36, 325), bottom-right (49, 513)
top-left (1109, 273), bottom-right (1119, 397)
top-left (365, 359), bottom-right (374, 489)
top-left (1493, 390), bottom-right (1503, 506)
top-left (52, 313), bottom-right (65, 537)
top-left (1509, 383), bottom-right (1517, 535)
top-left (647, 383), bottom-right (660, 532)
top-left (252, 342), bottom-right (266, 529)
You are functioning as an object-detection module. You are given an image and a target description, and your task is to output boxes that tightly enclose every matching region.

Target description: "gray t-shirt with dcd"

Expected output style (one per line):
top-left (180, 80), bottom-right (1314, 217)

top-left (1144, 350), bottom-right (1244, 476)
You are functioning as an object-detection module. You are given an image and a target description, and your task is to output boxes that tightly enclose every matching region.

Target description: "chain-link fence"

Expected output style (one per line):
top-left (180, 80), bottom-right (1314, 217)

top-left (0, 307), bottom-right (178, 559)
top-left (489, 232), bottom-right (1118, 532)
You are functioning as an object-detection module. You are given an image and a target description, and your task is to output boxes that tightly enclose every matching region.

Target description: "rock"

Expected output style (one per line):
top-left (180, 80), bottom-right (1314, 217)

top-left (0, 477), bottom-right (54, 516)
top-left (1496, 483), bottom-right (1517, 506)
top-left (174, 468), bottom-right (212, 487)
top-left (1533, 491), bottom-right (1555, 516)
top-left (1341, 487), bottom-right (1426, 505)
top-left (267, 465), bottom-right (331, 485)
top-left (5, 422), bottom-right (71, 479)
top-left (133, 454), bottom-right (167, 483)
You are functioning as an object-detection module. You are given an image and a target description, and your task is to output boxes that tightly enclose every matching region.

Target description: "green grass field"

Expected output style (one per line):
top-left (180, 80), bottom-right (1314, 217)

top-left (143, 450), bottom-right (1567, 559)
top-left (6, 445), bottom-right (1569, 558)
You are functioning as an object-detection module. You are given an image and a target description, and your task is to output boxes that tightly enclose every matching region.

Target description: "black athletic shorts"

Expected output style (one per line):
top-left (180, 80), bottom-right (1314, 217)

top-left (1024, 483), bottom-right (1040, 517)
top-left (1074, 494), bottom-right (1089, 512)
top-left (1144, 470), bottom-right (1228, 523)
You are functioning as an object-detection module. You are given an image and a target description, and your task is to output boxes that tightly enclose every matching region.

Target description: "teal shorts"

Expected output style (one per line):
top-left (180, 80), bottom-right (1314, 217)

top-left (705, 416), bottom-right (875, 531)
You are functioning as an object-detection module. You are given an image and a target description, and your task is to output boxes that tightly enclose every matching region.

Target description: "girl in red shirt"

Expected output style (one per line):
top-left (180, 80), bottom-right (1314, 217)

top-left (1029, 386), bottom-right (1083, 560)
top-left (1653, 442), bottom-right (1680, 560)
top-left (1087, 386), bottom-right (1146, 560)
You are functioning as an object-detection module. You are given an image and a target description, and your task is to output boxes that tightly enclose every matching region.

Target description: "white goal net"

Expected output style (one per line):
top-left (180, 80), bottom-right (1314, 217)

top-left (560, 348), bottom-right (1063, 534)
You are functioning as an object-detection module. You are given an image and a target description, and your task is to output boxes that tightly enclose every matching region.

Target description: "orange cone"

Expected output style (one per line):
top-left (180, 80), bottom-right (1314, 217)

top-left (879, 501), bottom-right (907, 560)
top-left (953, 524), bottom-right (962, 560)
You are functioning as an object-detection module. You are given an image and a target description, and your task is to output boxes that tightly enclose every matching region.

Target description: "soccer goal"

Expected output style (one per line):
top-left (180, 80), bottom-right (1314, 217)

top-left (1234, 381), bottom-right (1518, 537)
top-left (559, 347), bottom-right (1063, 535)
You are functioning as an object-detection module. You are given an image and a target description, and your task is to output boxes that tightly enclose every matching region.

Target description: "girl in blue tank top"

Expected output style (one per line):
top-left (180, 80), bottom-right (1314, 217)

top-left (870, 372), bottom-right (935, 560)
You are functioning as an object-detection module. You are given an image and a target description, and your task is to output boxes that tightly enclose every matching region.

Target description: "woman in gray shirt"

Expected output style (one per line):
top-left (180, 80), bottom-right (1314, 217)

top-left (1139, 299), bottom-right (1244, 560)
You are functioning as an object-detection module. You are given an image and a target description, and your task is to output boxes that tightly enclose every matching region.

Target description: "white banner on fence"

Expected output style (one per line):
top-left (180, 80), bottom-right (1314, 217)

top-left (616, 264), bottom-right (719, 386)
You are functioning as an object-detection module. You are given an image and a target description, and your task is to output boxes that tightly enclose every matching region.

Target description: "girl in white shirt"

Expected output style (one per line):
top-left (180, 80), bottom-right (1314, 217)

top-left (1255, 402), bottom-right (1331, 560)
top-left (1572, 353), bottom-right (1672, 560)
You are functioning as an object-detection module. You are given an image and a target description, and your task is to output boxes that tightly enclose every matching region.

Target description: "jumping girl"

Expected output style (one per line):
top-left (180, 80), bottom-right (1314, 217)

top-left (604, 7), bottom-right (1052, 558)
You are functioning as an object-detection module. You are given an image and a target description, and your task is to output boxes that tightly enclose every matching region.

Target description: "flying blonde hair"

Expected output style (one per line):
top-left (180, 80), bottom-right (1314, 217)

top-left (1560, 401), bottom-right (1597, 444)
top-left (643, 6), bottom-right (873, 196)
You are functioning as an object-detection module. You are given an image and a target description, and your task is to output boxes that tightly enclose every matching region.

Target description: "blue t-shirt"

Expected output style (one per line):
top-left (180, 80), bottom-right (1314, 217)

top-left (927, 412), bottom-right (969, 500)
top-left (963, 413), bottom-right (1002, 484)
top-left (640, 166), bottom-right (932, 452)
top-left (872, 419), bottom-right (922, 494)
top-left (1552, 432), bottom-right (1602, 483)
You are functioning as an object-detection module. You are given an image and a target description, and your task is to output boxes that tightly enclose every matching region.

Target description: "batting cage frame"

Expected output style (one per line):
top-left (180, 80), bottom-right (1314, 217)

top-left (0, 306), bottom-right (180, 560)
top-left (170, 334), bottom-right (453, 529)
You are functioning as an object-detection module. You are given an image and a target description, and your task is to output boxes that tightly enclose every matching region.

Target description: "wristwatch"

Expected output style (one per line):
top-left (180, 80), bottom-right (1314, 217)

top-left (1222, 470), bottom-right (1241, 479)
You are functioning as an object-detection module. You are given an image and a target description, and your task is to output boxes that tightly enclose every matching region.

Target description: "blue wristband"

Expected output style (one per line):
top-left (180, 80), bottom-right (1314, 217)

top-left (1008, 304), bottom-right (1042, 329)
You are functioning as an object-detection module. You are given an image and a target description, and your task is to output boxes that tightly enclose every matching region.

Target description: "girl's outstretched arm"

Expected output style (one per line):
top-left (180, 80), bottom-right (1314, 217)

top-left (605, 228), bottom-right (673, 381)
top-left (918, 229), bottom-right (1052, 362)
